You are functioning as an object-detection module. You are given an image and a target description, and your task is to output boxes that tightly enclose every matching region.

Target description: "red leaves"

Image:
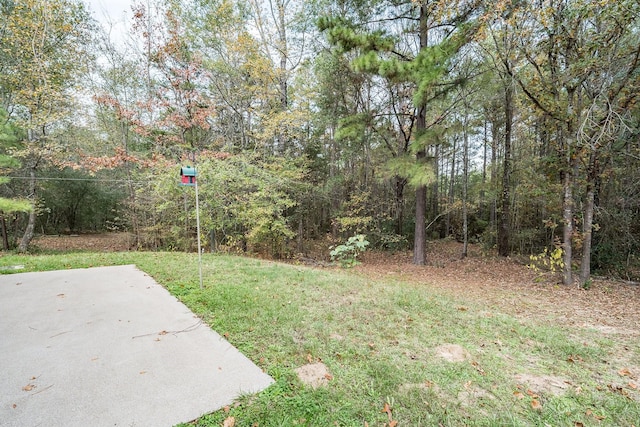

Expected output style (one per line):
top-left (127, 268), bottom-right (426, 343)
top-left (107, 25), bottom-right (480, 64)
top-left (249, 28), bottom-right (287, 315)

top-left (65, 147), bottom-right (166, 173)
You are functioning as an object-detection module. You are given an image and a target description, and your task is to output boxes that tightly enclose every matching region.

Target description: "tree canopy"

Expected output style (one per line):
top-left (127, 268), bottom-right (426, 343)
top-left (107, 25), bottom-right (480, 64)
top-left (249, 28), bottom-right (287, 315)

top-left (0, 0), bottom-right (638, 283)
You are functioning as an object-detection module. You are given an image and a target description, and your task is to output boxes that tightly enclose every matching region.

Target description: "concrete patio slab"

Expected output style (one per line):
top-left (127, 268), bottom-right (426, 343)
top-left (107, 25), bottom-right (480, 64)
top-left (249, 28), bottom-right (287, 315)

top-left (0, 265), bottom-right (273, 427)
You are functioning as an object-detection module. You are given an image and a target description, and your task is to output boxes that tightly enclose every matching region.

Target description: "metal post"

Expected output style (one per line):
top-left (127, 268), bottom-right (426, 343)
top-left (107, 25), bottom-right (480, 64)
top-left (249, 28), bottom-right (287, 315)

top-left (194, 170), bottom-right (203, 290)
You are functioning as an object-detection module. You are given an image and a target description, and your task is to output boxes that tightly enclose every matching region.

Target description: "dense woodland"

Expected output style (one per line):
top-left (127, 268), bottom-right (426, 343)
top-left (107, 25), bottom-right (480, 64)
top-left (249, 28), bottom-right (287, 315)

top-left (1, 0), bottom-right (639, 284)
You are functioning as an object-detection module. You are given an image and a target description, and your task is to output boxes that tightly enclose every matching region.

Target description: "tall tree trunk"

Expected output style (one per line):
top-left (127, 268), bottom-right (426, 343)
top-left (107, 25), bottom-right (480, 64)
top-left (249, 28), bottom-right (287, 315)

top-left (414, 183), bottom-right (427, 264)
top-left (414, 121), bottom-right (427, 265)
top-left (446, 137), bottom-right (457, 236)
top-left (395, 176), bottom-right (406, 235)
top-left (276, 0), bottom-right (288, 154)
top-left (561, 169), bottom-right (574, 285)
top-left (498, 82), bottom-right (513, 256)
top-left (579, 154), bottom-right (597, 286)
top-left (490, 119), bottom-right (498, 234)
top-left (18, 168), bottom-right (37, 253)
top-left (579, 184), bottom-right (594, 286)
top-left (1, 214), bottom-right (9, 251)
top-left (430, 143), bottom-right (440, 225)
top-left (277, 0), bottom-right (288, 110)
top-left (462, 116), bottom-right (469, 259)
top-left (413, 4), bottom-right (429, 265)
top-left (297, 216), bottom-right (304, 253)
top-left (480, 120), bottom-right (487, 216)
top-left (123, 122), bottom-right (140, 248)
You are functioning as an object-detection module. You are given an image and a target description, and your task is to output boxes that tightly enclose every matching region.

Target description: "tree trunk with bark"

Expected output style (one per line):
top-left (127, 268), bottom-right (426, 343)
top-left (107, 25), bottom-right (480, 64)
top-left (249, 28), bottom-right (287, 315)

top-left (414, 168), bottom-right (427, 265)
top-left (413, 4), bottom-right (429, 265)
top-left (446, 137), bottom-right (457, 237)
top-left (18, 168), bottom-right (37, 253)
top-left (498, 82), bottom-right (513, 256)
top-left (414, 111), bottom-right (428, 265)
top-left (462, 115), bottom-right (469, 259)
top-left (1, 215), bottom-right (9, 251)
top-left (561, 169), bottom-right (574, 285)
top-left (395, 176), bottom-right (406, 235)
top-left (579, 154), bottom-right (598, 286)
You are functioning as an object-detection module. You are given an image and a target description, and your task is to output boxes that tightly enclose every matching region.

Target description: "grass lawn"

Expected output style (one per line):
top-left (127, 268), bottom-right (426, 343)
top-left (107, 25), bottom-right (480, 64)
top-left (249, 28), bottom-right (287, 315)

top-left (2, 251), bottom-right (639, 426)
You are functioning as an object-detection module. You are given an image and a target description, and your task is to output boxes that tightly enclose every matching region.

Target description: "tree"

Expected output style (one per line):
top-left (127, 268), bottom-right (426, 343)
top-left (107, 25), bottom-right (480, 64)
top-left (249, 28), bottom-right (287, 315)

top-left (0, 107), bottom-right (30, 250)
top-left (0, 0), bottom-right (94, 251)
top-left (320, 0), bottom-right (481, 264)
top-left (248, 0), bottom-right (315, 153)
top-left (494, 0), bottom-right (640, 285)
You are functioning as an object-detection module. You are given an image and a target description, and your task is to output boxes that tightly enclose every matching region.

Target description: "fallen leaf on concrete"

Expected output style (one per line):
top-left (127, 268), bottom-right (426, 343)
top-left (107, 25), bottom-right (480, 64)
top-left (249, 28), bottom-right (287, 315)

top-left (22, 384), bottom-right (35, 392)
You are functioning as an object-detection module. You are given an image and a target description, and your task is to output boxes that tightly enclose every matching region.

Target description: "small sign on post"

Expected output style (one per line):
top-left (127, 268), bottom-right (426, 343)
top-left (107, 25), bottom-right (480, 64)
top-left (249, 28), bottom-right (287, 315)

top-left (180, 166), bottom-right (197, 186)
top-left (179, 165), bottom-right (203, 289)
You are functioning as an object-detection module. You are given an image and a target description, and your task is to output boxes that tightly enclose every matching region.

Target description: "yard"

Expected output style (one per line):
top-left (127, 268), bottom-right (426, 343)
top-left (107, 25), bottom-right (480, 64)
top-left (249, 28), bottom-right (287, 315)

top-left (2, 235), bottom-right (639, 426)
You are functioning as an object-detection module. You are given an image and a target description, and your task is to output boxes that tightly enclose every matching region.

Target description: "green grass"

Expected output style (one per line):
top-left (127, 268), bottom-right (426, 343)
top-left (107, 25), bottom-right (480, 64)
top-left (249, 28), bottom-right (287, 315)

top-left (2, 251), bottom-right (639, 426)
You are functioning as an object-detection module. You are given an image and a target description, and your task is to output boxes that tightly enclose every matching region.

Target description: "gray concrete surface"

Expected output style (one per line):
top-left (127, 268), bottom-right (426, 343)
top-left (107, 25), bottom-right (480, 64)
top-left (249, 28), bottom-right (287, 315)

top-left (0, 265), bottom-right (273, 426)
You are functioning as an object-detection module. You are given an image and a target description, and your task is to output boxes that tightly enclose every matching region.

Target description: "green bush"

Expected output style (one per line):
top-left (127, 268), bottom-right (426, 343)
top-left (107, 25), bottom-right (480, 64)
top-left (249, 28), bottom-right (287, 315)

top-left (330, 234), bottom-right (370, 268)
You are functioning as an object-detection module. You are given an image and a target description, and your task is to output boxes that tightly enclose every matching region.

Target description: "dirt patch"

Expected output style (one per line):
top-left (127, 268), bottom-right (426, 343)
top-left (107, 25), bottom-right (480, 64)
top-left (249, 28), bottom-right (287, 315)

top-left (32, 233), bottom-right (132, 252)
top-left (458, 385), bottom-right (497, 407)
top-left (514, 373), bottom-right (570, 396)
top-left (295, 362), bottom-right (331, 389)
top-left (434, 344), bottom-right (471, 363)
